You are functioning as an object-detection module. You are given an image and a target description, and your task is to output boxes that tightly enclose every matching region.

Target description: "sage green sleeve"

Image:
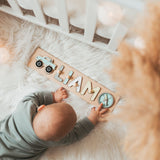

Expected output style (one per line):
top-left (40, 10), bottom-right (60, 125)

top-left (21, 91), bottom-right (54, 107)
top-left (13, 91), bottom-right (54, 144)
top-left (59, 117), bottom-right (95, 145)
top-left (13, 91), bottom-right (54, 143)
top-left (0, 92), bottom-right (54, 159)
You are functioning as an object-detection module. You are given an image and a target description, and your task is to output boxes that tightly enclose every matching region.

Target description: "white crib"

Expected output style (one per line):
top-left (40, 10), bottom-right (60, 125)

top-left (0, 0), bottom-right (144, 53)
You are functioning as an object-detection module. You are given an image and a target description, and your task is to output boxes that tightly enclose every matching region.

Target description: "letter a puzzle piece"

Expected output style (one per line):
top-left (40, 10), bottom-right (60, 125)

top-left (68, 76), bottom-right (82, 92)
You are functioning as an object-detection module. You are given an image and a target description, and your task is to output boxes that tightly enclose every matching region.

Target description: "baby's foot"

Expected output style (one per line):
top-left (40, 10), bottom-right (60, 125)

top-left (54, 87), bottom-right (68, 103)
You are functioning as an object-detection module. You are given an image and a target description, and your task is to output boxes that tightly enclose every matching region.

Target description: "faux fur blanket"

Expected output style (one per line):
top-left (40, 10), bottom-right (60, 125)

top-left (0, 12), bottom-right (126, 160)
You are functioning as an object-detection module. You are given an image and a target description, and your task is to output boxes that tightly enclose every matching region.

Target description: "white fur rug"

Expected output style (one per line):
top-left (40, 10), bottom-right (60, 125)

top-left (0, 12), bottom-right (126, 160)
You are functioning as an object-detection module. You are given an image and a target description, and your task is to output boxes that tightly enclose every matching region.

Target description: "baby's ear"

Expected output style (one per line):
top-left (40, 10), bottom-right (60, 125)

top-left (38, 105), bottom-right (46, 112)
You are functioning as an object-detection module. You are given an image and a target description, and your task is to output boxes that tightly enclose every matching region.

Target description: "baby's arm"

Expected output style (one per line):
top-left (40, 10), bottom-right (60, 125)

top-left (21, 87), bottom-right (68, 108)
top-left (59, 104), bottom-right (108, 145)
top-left (87, 103), bottom-right (109, 125)
top-left (52, 87), bottom-right (68, 103)
top-left (21, 91), bottom-right (54, 107)
top-left (59, 117), bottom-right (94, 145)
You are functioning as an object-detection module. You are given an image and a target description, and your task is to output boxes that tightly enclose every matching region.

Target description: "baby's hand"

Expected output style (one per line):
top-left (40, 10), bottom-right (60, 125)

top-left (52, 87), bottom-right (68, 103)
top-left (88, 103), bottom-right (109, 125)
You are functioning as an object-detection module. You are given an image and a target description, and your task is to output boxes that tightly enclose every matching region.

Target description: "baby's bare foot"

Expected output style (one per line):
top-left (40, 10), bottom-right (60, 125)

top-left (54, 87), bottom-right (68, 103)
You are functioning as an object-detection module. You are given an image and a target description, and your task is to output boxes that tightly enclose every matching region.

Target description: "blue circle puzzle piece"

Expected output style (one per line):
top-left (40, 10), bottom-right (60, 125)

top-left (98, 93), bottom-right (114, 108)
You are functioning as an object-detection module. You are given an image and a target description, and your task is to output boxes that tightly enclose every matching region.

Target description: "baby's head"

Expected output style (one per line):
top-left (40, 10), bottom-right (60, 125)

top-left (33, 103), bottom-right (77, 141)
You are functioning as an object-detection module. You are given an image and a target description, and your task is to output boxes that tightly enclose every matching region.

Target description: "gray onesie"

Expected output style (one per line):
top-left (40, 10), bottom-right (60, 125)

top-left (0, 92), bottom-right (94, 160)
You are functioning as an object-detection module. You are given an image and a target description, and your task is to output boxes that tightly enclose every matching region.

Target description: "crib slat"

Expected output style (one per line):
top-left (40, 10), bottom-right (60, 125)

top-left (32, 0), bottom-right (46, 24)
top-left (7, 0), bottom-right (23, 15)
top-left (84, 0), bottom-right (97, 42)
top-left (56, 0), bottom-right (69, 32)
top-left (107, 22), bottom-right (128, 51)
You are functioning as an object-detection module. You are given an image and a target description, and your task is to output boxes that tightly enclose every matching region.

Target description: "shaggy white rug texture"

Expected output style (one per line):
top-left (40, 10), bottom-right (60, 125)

top-left (0, 12), bottom-right (126, 160)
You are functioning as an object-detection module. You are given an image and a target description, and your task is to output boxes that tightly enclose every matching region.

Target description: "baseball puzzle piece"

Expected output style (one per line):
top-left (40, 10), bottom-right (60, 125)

top-left (28, 48), bottom-right (120, 112)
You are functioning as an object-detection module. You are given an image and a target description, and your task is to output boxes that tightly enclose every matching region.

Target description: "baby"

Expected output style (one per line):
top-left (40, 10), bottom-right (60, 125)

top-left (0, 87), bottom-right (108, 160)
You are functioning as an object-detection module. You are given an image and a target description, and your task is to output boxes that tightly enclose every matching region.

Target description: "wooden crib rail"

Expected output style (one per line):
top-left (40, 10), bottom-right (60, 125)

top-left (0, 0), bottom-right (144, 53)
top-left (32, 0), bottom-right (46, 24)
top-left (56, 0), bottom-right (69, 32)
top-left (84, 0), bottom-right (97, 42)
top-left (5, 0), bottom-right (23, 15)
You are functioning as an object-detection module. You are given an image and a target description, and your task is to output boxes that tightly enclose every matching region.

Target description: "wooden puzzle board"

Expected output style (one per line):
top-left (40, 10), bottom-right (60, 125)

top-left (28, 48), bottom-right (120, 112)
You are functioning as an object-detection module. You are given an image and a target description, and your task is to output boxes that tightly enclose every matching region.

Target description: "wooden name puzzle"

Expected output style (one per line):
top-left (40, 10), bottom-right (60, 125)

top-left (28, 48), bottom-right (120, 112)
